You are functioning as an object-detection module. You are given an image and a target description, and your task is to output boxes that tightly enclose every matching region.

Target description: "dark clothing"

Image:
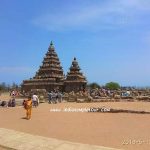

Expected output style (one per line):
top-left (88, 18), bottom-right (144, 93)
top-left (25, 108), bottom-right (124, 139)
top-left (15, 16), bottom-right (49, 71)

top-left (1, 101), bottom-right (7, 107)
top-left (12, 99), bottom-right (16, 107)
top-left (8, 99), bottom-right (16, 107)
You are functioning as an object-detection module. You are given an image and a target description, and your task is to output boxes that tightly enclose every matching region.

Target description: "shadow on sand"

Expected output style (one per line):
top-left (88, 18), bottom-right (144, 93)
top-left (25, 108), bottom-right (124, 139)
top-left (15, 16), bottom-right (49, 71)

top-left (21, 117), bottom-right (28, 120)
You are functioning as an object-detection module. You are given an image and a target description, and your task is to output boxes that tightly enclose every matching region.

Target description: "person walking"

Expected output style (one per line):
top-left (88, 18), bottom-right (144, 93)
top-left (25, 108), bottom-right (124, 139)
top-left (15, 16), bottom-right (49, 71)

top-left (57, 91), bottom-right (62, 103)
top-left (24, 96), bottom-right (32, 120)
top-left (48, 91), bottom-right (52, 104)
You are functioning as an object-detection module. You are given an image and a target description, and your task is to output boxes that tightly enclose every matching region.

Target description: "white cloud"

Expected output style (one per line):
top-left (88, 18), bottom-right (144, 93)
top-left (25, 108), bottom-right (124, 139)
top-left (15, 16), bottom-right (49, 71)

top-left (32, 0), bottom-right (150, 31)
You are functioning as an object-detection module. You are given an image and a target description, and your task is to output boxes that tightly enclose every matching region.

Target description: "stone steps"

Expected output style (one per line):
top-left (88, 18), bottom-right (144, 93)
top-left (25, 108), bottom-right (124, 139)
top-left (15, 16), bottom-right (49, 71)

top-left (0, 128), bottom-right (121, 150)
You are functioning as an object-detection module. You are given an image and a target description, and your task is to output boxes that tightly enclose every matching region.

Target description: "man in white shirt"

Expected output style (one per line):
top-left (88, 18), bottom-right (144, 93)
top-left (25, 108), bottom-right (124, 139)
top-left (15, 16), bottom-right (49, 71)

top-left (32, 93), bottom-right (39, 107)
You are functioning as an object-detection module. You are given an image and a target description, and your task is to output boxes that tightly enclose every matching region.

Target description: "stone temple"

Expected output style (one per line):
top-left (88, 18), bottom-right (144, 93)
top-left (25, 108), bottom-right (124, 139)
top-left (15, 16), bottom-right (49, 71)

top-left (64, 57), bottom-right (87, 92)
top-left (22, 41), bottom-right (87, 93)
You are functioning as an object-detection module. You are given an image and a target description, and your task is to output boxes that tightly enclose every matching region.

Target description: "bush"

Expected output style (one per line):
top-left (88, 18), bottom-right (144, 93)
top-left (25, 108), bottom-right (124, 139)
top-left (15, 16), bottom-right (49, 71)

top-left (88, 82), bottom-right (100, 89)
top-left (105, 82), bottom-right (120, 90)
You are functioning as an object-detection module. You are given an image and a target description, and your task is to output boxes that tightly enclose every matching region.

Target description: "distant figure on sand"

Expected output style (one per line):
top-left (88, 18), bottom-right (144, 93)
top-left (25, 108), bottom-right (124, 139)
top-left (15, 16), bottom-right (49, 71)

top-left (23, 96), bottom-right (32, 120)
top-left (11, 98), bottom-right (16, 107)
top-left (0, 101), bottom-right (7, 107)
top-left (57, 92), bottom-right (62, 103)
top-left (48, 92), bottom-right (52, 103)
top-left (32, 93), bottom-right (39, 107)
top-left (11, 90), bottom-right (15, 96)
top-left (8, 99), bottom-right (12, 107)
top-left (8, 98), bottom-right (16, 107)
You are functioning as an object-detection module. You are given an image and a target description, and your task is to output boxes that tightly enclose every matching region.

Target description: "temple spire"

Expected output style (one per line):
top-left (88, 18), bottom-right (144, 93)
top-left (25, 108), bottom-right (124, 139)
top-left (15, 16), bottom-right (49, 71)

top-left (49, 41), bottom-right (55, 51)
top-left (50, 41), bottom-right (53, 46)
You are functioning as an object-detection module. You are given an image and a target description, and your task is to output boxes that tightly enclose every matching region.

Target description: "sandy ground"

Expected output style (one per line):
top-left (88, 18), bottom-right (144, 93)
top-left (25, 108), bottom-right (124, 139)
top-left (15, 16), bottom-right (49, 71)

top-left (0, 92), bottom-right (11, 101)
top-left (0, 92), bottom-right (150, 150)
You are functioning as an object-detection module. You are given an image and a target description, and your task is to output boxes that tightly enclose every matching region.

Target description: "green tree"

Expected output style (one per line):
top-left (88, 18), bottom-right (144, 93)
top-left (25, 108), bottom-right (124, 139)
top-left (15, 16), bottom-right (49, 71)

top-left (88, 82), bottom-right (100, 89)
top-left (105, 82), bottom-right (120, 90)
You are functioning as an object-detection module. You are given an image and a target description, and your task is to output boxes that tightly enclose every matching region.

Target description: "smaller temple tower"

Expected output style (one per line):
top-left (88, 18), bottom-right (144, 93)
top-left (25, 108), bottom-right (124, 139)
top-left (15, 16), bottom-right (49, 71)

top-left (64, 57), bottom-right (87, 92)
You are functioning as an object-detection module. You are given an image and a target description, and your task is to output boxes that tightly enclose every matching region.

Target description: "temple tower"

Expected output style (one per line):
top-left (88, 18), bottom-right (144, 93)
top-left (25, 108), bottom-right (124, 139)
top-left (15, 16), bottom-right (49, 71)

top-left (22, 41), bottom-right (64, 92)
top-left (64, 57), bottom-right (87, 92)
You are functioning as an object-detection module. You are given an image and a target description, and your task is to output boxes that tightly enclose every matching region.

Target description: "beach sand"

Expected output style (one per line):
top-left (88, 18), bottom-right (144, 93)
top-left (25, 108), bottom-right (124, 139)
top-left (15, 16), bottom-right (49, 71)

top-left (0, 99), bottom-right (150, 150)
top-left (0, 92), bottom-right (11, 101)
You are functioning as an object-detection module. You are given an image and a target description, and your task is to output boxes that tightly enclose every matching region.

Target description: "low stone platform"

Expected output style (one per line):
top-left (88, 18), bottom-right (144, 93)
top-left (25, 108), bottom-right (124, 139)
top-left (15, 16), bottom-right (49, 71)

top-left (0, 128), bottom-right (120, 150)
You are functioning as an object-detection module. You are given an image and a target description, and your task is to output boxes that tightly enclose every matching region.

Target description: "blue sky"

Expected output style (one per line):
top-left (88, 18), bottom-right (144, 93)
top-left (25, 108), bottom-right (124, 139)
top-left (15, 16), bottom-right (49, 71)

top-left (0, 0), bottom-right (150, 86)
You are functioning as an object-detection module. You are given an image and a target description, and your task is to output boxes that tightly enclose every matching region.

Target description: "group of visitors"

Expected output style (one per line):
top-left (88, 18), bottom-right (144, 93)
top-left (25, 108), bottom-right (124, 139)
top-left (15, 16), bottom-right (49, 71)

top-left (23, 93), bottom-right (39, 108)
top-left (48, 91), bottom-right (63, 104)
top-left (88, 88), bottom-right (139, 99)
top-left (22, 91), bottom-right (63, 120)
top-left (0, 98), bottom-right (16, 107)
